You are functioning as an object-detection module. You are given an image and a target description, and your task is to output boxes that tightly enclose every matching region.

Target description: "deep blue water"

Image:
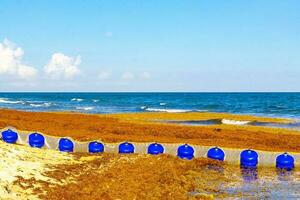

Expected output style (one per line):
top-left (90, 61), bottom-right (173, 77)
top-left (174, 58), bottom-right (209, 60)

top-left (1, 92), bottom-right (300, 119)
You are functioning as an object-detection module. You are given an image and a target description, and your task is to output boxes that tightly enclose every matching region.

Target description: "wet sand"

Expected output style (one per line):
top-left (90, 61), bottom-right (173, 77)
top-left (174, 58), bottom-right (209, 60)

top-left (0, 109), bottom-right (300, 152)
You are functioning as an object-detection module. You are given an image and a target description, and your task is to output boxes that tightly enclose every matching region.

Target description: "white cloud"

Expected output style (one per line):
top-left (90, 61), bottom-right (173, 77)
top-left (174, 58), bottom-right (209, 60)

top-left (98, 71), bottom-right (111, 80)
top-left (44, 53), bottom-right (81, 79)
top-left (18, 65), bottom-right (38, 80)
top-left (0, 39), bottom-right (38, 79)
top-left (121, 72), bottom-right (135, 80)
top-left (139, 71), bottom-right (151, 80)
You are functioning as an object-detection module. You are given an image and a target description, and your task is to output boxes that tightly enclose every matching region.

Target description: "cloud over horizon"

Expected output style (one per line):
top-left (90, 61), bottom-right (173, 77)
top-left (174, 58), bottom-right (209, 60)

top-left (0, 39), bottom-right (38, 80)
top-left (44, 53), bottom-right (81, 79)
top-left (121, 72), bottom-right (135, 80)
top-left (98, 71), bottom-right (111, 80)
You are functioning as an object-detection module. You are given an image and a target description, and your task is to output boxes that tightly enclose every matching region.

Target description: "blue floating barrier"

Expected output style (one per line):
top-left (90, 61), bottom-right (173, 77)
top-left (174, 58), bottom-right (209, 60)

top-left (207, 147), bottom-right (225, 161)
top-left (58, 138), bottom-right (74, 152)
top-left (88, 141), bottom-right (104, 153)
top-left (1, 129), bottom-right (18, 144)
top-left (177, 144), bottom-right (194, 160)
top-left (29, 133), bottom-right (45, 148)
top-left (240, 149), bottom-right (258, 168)
top-left (276, 153), bottom-right (294, 170)
top-left (148, 143), bottom-right (164, 155)
top-left (119, 142), bottom-right (134, 154)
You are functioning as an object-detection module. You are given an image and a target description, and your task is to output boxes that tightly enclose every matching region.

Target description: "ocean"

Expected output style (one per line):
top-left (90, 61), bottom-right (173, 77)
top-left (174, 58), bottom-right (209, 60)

top-left (0, 92), bottom-right (300, 119)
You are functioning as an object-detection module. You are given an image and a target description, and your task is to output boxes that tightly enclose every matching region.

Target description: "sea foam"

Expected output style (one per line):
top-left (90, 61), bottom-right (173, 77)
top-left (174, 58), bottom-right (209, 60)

top-left (71, 98), bottom-right (84, 102)
top-left (76, 106), bottom-right (94, 111)
top-left (29, 102), bottom-right (53, 108)
top-left (221, 119), bottom-right (251, 125)
top-left (0, 98), bottom-right (25, 104)
top-left (145, 108), bottom-right (192, 113)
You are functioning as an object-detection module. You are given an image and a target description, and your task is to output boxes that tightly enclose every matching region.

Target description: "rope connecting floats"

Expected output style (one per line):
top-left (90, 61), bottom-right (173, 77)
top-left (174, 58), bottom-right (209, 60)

top-left (0, 128), bottom-right (296, 170)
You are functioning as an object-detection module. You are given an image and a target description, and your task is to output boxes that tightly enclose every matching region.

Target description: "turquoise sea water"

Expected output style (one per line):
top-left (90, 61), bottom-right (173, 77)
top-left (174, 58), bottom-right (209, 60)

top-left (1, 92), bottom-right (300, 119)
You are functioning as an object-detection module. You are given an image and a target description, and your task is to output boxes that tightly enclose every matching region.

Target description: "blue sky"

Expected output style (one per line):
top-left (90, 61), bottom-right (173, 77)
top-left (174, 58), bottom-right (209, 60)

top-left (0, 0), bottom-right (300, 92)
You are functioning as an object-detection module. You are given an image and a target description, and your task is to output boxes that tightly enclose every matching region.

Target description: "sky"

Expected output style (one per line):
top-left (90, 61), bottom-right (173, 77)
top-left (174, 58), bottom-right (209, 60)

top-left (0, 0), bottom-right (300, 92)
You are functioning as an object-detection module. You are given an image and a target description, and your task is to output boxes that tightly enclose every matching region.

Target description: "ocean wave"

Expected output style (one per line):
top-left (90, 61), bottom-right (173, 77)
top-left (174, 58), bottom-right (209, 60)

top-left (159, 102), bottom-right (167, 106)
top-left (71, 98), bottom-right (84, 102)
top-left (145, 108), bottom-right (193, 113)
top-left (0, 98), bottom-right (25, 104)
top-left (221, 119), bottom-right (251, 125)
top-left (92, 99), bottom-right (99, 103)
top-left (76, 106), bottom-right (94, 111)
top-left (29, 102), bottom-right (53, 108)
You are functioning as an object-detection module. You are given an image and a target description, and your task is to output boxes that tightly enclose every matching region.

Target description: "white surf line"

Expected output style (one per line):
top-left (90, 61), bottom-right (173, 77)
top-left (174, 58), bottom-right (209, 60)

top-left (1, 127), bottom-right (300, 167)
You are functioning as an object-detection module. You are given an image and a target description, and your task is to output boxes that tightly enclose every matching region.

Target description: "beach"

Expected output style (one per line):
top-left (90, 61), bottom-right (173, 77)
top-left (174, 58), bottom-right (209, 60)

top-left (2, 139), bottom-right (300, 199)
top-left (0, 109), bottom-right (300, 152)
top-left (1, 108), bottom-right (300, 199)
top-left (0, 138), bottom-right (232, 199)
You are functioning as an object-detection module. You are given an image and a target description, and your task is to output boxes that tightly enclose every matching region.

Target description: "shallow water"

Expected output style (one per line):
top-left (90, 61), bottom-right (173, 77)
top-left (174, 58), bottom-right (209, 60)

top-left (162, 119), bottom-right (300, 131)
top-left (194, 166), bottom-right (300, 199)
top-left (162, 119), bottom-right (221, 126)
top-left (227, 167), bottom-right (300, 199)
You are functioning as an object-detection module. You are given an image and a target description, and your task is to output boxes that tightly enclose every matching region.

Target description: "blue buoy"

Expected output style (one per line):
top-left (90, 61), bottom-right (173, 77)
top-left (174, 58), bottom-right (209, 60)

top-left (207, 147), bottom-right (225, 161)
top-left (88, 141), bottom-right (104, 153)
top-left (1, 129), bottom-right (18, 143)
top-left (148, 143), bottom-right (164, 155)
top-left (177, 144), bottom-right (194, 160)
top-left (276, 153), bottom-right (294, 170)
top-left (29, 133), bottom-right (45, 148)
top-left (240, 149), bottom-right (258, 168)
top-left (119, 142), bottom-right (134, 154)
top-left (58, 138), bottom-right (74, 152)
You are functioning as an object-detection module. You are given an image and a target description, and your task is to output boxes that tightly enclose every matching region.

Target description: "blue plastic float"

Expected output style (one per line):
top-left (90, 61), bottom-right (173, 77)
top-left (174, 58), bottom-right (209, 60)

top-left (240, 149), bottom-right (258, 168)
top-left (119, 142), bottom-right (134, 154)
top-left (276, 153), bottom-right (294, 170)
top-left (58, 138), bottom-right (74, 152)
top-left (0, 128), bottom-right (298, 170)
top-left (1, 129), bottom-right (18, 144)
top-left (88, 141), bottom-right (104, 153)
top-left (148, 143), bottom-right (164, 155)
top-left (29, 133), bottom-right (45, 148)
top-left (207, 147), bottom-right (225, 161)
top-left (177, 144), bottom-right (194, 160)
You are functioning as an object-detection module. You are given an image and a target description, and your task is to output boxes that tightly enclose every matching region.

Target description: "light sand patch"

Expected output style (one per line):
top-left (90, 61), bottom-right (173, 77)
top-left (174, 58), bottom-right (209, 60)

top-left (0, 141), bottom-right (78, 199)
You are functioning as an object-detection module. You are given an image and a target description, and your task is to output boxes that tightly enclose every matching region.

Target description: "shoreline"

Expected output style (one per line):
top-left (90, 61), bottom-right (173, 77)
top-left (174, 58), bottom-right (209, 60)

top-left (1, 108), bottom-right (300, 152)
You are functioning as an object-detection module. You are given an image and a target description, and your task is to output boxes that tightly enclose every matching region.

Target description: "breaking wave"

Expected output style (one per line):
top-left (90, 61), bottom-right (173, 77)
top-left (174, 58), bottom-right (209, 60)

top-left (221, 119), bottom-right (251, 125)
top-left (140, 106), bottom-right (207, 113)
top-left (29, 102), bottom-right (54, 108)
top-left (71, 98), bottom-right (84, 102)
top-left (0, 98), bottom-right (25, 104)
top-left (76, 106), bottom-right (94, 111)
top-left (144, 108), bottom-right (193, 113)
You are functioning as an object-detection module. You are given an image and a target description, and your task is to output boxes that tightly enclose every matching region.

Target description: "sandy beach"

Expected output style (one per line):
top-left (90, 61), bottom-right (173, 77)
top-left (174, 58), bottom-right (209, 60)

top-left (0, 139), bottom-right (232, 199)
top-left (3, 139), bottom-right (299, 199)
top-left (1, 109), bottom-right (300, 199)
